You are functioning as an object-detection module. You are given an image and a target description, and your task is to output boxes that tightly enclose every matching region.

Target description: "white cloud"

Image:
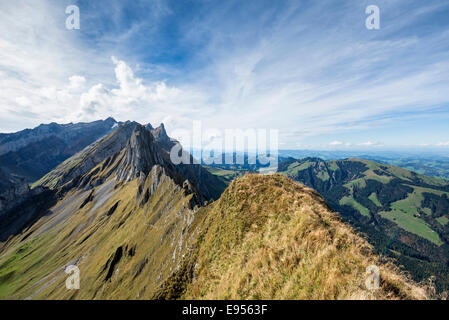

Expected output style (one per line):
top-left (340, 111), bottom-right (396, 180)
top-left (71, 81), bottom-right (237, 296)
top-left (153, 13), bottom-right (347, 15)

top-left (329, 141), bottom-right (343, 146)
top-left (328, 141), bottom-right (384, 148)
top-left (68, 76), bottom-right (86, 92)
top-left (0, 0), bottom-right (205, 133)
top-left (357, 141), bottom-right (384, 147)
top-left (15, 96), bottom-right (31, 107)
top-left (77, 57), bottom-right (204, 127)
top-left (0, 0), bottom-right (113, 131)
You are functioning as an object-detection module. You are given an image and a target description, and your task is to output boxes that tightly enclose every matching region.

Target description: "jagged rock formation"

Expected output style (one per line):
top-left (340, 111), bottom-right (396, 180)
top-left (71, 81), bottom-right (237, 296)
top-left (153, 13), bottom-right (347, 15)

top-left (33, 121), bottom-right (218, 196)
top-left (116, 125), bottom-right (167, 182)
top-left (151, 123), bottom-right (177, 151)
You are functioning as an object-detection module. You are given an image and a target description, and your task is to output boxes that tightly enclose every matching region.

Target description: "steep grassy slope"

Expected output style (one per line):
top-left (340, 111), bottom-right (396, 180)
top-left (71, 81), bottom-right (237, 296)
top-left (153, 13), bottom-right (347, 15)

top-left (204, 165), bottom-right (252, 186)
top-left (0, 128), bottom-right (207, 299)
top-left (0, 169), bottom-right (199, 299)
top-left (278, 157), bottom-right (449, 292)
top-left (157, 174), bottom-right (427, 300)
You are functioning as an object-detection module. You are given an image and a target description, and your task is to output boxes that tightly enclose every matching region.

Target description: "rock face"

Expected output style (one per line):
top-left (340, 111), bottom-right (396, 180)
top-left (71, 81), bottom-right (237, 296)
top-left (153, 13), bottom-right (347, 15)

top-left (116, 125), bottom-right (167, 182)
top-left (34, 120), bottom-right (226, 201)
top-left (0, 118), bottom-right (227, 229)
top-left (151, 123), bottom-right (177, 151)
top-left (112, 124), bottom-right (224, 204)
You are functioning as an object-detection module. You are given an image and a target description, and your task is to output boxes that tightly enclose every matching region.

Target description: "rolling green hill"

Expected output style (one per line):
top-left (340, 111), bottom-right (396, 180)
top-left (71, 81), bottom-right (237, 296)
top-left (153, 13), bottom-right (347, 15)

top-left (366, 157), bottom-right (449, 181)
top-left (278, 157), bottom-right (449, 292)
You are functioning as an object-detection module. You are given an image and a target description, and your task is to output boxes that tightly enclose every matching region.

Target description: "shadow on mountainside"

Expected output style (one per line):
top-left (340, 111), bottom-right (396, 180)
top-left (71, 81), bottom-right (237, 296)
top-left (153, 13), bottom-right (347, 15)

top-left (0, 189), bottom-right (58, 246)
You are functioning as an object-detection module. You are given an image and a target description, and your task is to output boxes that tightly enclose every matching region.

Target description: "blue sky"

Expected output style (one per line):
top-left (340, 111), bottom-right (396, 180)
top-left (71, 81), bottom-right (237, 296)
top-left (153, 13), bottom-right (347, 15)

top-left (1, 0), bottom-right (449, 150)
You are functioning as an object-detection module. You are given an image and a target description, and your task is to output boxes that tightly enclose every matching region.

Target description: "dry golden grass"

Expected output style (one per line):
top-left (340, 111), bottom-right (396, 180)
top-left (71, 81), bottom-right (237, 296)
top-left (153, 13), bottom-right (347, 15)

top-left (181, 174), bottom-right (427, 300)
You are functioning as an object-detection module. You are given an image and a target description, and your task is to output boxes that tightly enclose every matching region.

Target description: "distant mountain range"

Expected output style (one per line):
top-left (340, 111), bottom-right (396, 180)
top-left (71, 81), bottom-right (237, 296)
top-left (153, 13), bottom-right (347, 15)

top-left (0, 118), bottom-right (118, 182)
top-left (278, 150), bottom-right (449, 180)
top-left (0, 118), bottom-right (118, 215)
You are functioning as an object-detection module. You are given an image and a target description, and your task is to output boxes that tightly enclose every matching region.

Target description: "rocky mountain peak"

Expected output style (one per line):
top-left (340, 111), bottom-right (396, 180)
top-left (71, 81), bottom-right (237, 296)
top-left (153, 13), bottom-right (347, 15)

top-left (152, 123), bottom-right (167, 138)
top-left (151, 123), bottom-right (176, 151)
top-left (115, 124), bottom-right (168, 182)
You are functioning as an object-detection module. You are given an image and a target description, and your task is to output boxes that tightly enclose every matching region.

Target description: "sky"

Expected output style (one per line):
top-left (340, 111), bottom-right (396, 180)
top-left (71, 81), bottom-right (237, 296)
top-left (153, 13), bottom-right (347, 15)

top-left (1, 0), bottom-right (449, 150)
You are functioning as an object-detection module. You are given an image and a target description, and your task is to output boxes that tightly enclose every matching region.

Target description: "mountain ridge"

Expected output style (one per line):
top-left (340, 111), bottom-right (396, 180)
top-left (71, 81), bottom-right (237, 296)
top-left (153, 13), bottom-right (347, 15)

top-left (0, 117), bottom-right (117, 155)
top-left (157, 174), bottom-right (427, 300)
top-left (0, 120), bottom-right (440, 299)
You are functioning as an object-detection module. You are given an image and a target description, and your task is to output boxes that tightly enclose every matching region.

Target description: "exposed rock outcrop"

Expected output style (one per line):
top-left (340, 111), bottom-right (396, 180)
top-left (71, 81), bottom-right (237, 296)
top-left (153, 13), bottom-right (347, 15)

top-left (116, 125), bottom-right (167, 182)
top-left (151, 123), bottom-right (177, 151)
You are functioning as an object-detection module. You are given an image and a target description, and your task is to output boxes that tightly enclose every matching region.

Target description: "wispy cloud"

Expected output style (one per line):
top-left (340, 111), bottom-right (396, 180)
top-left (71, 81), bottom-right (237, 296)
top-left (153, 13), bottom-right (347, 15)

top-left (1, 0), bottom-right (449, 149)
top-left (357, 141), bottom-right (384, 147)
top-left (0, 0), bottom-right (114, 130)
top-left (330, 141), bottom-right (344, 146)
top-left (328, 141), bottom-right (383, 148)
